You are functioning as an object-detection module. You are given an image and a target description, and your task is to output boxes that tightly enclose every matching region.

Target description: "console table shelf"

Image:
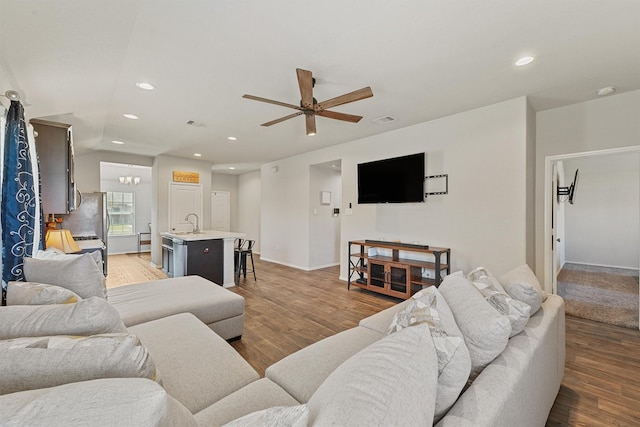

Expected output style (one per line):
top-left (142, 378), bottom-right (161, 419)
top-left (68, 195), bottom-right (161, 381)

top-left (348, 240), bottom-right (450, 300)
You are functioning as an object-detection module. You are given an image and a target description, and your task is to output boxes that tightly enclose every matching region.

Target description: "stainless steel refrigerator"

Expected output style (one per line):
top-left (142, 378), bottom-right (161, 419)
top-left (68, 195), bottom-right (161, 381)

top-left (58, 192), bottom-right (109, 275)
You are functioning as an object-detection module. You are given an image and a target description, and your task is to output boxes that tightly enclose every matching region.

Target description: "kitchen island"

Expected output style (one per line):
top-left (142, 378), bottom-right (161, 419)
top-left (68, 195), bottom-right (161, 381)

top-left (161, 230), bottom-right (245, 287)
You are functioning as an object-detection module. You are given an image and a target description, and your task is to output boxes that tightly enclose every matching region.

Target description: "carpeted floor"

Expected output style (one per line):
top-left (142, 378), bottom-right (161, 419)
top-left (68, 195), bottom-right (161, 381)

top-left (557, 263), bottom-right (639, 329)
top-left (106, 253), bottom-right (167, 289)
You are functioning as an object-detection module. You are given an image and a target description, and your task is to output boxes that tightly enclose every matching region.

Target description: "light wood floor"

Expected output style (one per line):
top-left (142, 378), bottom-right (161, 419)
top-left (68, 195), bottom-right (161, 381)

top-left (109, 253), bottom-right (640, 426)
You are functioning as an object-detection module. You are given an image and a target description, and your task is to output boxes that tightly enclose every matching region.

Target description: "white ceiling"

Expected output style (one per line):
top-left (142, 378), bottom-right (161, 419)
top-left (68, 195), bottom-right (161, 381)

top-left (1, 1), bottom-right (639, 174)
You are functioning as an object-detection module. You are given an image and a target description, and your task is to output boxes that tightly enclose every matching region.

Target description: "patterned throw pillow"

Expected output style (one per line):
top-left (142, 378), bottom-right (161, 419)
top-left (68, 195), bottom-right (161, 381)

top-left (467, 266), bottom-right (531, 337)
top-left (0, 333), bottom-right (160, 395)
top-left (7, 281), bottom-right (81, 305)
top-left (387, 287), bottom-right (471, 422)
top-left (388, 289), bottom-right (462, 375)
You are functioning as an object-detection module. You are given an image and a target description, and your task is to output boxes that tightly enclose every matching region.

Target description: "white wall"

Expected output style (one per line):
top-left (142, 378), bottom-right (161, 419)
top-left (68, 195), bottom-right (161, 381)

top-left (535, 90), bottom-right (640, 280)
top-left (563, 154), bottom-right (640, 269)
top-left (261, 97), bottom-right (532, 277)
top-left (211, 173), bottom-right (239, 232)
top-left (237, 170), bottom-right (261, 253)
top-left (309, 164), bottom-right (341, 269)
top-left (74, 151), bottom-right (154, 193)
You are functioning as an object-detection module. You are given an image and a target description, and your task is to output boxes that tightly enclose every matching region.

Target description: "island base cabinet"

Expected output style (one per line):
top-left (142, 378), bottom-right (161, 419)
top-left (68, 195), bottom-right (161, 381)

top-left (174, 239), bottom-right (224, 285)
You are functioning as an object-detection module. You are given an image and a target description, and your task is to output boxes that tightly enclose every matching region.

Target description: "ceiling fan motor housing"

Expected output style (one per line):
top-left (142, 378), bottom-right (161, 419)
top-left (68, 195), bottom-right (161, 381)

top-left (300, 97), bottom-right (318, 109)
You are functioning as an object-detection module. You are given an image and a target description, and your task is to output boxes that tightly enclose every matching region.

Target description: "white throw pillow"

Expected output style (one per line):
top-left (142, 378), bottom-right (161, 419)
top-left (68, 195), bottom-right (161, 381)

top-left (307, 324), bottom-right (438, 426)
top-left (0, 333), bottom-right (160, 395)
top-left (499, 264), bottom-right (547, 315)
top-left (438, 274), bottom-right (511, 375)
top-left (223, 405), bottom-right (308, 427)
top-left (0, 297), bottom-right (126, 340)
top-left (24, 253), bottom-right (106, 299)
top-left (387, 287), bottom-right (471, 422)
top-left (0, 378), bottom-right (197, 427)
top-left (7, 281), bottom-right (81, 305)
top-left (467, 266), bottom-right (531, 337)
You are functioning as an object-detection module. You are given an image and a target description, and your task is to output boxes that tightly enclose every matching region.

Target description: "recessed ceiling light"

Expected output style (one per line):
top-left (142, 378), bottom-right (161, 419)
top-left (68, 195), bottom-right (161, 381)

top-left (597, 86), bottom-right (616, 96)
top-left (136, 82), bottom-right (155, 90)
top-left (123, 113), bottom-right (139, 120)
top-left (193, 153), bottom-right (202, 157)
top-left (227, 136), bottom-right (237, 141)
top-left (515, 56), bottom-right (535, 66)
top-left (307, 132), bottom-right (316, 136)
top-left (111, 140), bottom-right (125, 145)
top-left (229, 167), bottom-right (236, 170)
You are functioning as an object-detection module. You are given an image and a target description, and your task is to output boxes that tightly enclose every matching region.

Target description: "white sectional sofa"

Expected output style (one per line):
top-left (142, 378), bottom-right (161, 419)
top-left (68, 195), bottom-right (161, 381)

top-left (0, 263), bottom-right (565, 426)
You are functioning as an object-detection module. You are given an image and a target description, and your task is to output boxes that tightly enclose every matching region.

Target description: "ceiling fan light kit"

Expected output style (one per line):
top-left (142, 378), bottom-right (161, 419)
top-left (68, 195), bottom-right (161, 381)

top-left (243, 68), bottom-right (373, 136)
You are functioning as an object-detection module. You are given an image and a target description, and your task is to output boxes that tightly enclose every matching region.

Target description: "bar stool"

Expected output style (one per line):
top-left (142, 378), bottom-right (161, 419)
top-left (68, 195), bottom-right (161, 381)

top-left (235, 239), bottom-right (256, 281)
top-left (234, 238), bottom-right (243, 276)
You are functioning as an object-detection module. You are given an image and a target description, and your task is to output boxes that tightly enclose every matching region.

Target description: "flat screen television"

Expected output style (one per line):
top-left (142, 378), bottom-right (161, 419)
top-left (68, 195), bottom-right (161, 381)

top-left (357, 153), bottom-right (425, 204)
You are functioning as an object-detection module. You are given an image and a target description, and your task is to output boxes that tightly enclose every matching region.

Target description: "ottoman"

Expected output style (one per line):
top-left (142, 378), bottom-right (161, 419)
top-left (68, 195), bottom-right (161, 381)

top-left (108, 275), bottom-right (245, 340)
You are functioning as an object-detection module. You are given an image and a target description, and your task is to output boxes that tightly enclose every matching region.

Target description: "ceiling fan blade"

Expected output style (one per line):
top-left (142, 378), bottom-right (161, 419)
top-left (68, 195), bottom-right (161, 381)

top-left (261, 112), bottom-right (304, 127)
top-left (296, 69), bottom-right (314, 109)
top-left (316, 110), bottom-right (363, 123)
top-left (305, 113), bottom-right (316, 136)
top-left (316, 87), bottom-right (373, 111)
top-left (243, 94), bottom-right (304, 111)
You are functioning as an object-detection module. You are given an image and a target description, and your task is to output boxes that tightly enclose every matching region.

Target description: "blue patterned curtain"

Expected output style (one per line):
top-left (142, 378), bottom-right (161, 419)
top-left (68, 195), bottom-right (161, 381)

top-left (1, 100), bottom-right (41, 304)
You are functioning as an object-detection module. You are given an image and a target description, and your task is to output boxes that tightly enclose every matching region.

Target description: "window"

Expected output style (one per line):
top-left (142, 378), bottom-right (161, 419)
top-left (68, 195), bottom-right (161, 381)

top-left (107, 191), bottom-right (135, 235)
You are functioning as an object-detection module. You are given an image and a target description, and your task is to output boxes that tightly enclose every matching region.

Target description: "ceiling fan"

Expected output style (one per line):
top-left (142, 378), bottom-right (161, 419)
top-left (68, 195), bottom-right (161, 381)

top-left (243, 68), bottom-right (373, 136)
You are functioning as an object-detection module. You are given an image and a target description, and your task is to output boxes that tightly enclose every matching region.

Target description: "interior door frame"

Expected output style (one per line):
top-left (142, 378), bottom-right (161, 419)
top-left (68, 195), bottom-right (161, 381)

top-left (543, 145), bottom-right (640, 294)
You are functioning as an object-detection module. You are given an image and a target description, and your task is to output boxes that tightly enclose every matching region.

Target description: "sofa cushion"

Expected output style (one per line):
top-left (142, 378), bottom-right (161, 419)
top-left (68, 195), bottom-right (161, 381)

top-left (436, 295), bottom-right (565, 427)
top-left (387, 287), bottom-right (471, 422)
top-left (307, 324), bottom-right (438, 426)
top-left (107, 275), bottom-right (245, 338)
top-left (438, 274), bottom-right (511, 375)
top-left (265, 326), bottom-right (383, 403)
top-left (0, 378), bottom-right (198, 427)
top-left (128, 312), bottom-right (259, 414)
top-left (195, 378), bottom-right (301, 427)
top-left (0, 333), bottom-right (159, 395)
top-left (0, 297), bottom-right (126, 340)
top-left (467, 266), bottom-right (531, 337)
top-left (6, 281), bottom-right (81, 305)
top-left (24, 253), bottom-right (106, 299)
top-left (222, 404), bottom-right (308, 427)
top-left (500, 264), bottom-right (548, 315)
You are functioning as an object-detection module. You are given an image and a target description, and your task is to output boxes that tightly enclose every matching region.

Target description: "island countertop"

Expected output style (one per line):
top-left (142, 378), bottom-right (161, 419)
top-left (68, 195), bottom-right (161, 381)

top-left (161, 230), bottom-right (246, 241)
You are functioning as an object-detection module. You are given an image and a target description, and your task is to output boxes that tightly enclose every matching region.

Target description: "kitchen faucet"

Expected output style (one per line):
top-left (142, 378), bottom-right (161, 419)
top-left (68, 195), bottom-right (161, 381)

top-left (185, 213), bottom-right (200, 233)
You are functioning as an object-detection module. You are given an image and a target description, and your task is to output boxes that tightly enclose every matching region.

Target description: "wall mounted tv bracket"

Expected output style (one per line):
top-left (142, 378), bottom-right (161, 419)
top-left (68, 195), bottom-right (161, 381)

top-left (425, 174), bottom-right (448, 197)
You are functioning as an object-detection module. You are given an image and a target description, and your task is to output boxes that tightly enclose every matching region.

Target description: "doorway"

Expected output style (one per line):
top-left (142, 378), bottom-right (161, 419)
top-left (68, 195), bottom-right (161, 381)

top-left (99, 162), bottom-right (152, 255)
top-left (309, 160), bottom-right (342, 270)
top-left (544, 146), bottom-right (640, 329)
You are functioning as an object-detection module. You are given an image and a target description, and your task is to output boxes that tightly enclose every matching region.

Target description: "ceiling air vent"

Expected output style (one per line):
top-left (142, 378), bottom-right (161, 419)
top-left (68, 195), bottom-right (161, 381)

top-left (372, 115), bottom-right (397, 125)
top-left (186, 120), bottom-right (206, 127)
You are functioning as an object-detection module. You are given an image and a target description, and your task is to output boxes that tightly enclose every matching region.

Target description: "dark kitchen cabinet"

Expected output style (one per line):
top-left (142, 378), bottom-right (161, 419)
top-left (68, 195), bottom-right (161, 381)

top-left (31, 119), bottom-right (76, 215)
